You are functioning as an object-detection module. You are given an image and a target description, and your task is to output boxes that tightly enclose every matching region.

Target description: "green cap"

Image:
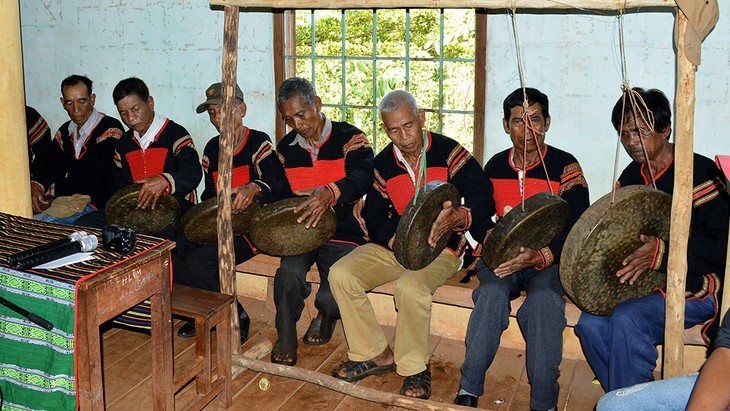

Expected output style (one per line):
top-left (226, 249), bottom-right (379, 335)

top-left (196, 82), bottom-right (244, 114)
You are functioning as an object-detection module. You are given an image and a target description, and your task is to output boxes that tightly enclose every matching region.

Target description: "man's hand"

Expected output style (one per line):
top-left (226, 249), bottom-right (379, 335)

top-left (494, 247), bottom-right (542, 277)
top-left (136, 176), bottom-right (168, 209)
top-left (30, 184), bottom-right (49, 214)
top-left (232, 183), bottom-right (261, 213)
top-left (427, 201), bottom-right (464, 247)
top-left (616, 234), bottom-right (656, 285)
top-left (293, 187), bottom-right (334, 229)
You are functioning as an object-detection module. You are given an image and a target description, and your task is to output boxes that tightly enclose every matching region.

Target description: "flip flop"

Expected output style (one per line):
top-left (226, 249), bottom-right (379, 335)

top-left (271, 340), bottom-right (297, 366)
top-left (303, 316), bottom-right (337, 346)
top-left (331, 359), bottom-right (395, 383)
top-left (400, 369), bottom-right (432, 400)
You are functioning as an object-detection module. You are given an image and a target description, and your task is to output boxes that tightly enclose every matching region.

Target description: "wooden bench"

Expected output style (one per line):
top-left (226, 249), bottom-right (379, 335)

top-left (171, 284), bottom-right (233, 411)
top-left (236, 254), bottom-right (707, 367)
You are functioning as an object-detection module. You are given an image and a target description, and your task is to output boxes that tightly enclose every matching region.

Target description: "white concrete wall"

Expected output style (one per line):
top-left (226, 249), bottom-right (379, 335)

top-left (20, 3), bottom-right (730, 202)
top-left (484, 10), bottom-right (730, 201)
top-left (20, 0), bottom-right (276, 178)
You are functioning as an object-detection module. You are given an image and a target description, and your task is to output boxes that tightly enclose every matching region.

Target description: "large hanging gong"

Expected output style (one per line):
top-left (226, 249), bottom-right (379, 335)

top-left (560, 185), bottom-right (671, 316)
top-left (248, 196), bottom-right (337, 256)
top-left (106, 183), bottom-right (180, 235)
top-left (182, 196), bottom-right (261, 244)
top-left (481, 191), bottom-right (569, 271)
top-left (394, 181), bottom-right (461, 270)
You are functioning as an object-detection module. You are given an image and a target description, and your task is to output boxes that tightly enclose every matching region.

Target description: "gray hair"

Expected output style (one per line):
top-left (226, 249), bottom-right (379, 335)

top-left (378, 90), bottom-right (419, 117)
top-left (277, 77), bottom-right (317, 108)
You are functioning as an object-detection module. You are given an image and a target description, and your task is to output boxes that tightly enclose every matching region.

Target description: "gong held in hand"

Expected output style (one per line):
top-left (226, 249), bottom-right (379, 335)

top-left (248, 196), bottom-right (337, 257)
top-left (394, 181), bottom-right (461, 270)
top-left (481, 191), bottom-right (569, 271)
top-left (182, 196), bottom-right (261, 244)
top-left (106, 183), bottom-right (180, 235)
top-left (560, 185), bottom-right (670, 316)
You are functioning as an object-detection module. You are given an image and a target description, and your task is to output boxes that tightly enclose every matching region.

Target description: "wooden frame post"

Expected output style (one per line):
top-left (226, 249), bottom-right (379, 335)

top-left (663, 9), bottom-right (695, 379)
top-left (218, 5), bottom-right (242, 355)
top-left (0, 0), bottom-right (31, 217)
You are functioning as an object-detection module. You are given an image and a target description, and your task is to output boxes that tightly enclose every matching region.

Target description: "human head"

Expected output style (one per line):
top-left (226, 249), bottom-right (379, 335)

top-left (60, 75), bottom-right (96, 128)
top-left (502, 87), bottom-right (551, 156)
top-left (379, 90), bottom-right (426, 157)
top-left (611, 88), bottom-right (672, 164)
top-left (276, 77), bottom-right (323, 141)
top-left (197, 82), bottom-right (247, 132)
top-left (113, 77), bottom-right (155, 135)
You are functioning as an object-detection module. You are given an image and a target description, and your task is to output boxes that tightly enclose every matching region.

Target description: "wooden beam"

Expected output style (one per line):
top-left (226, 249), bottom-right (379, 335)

top-left (211, 0), bottom-right (674, 10)
top-left (273, 10), bottom-right (286, 144)
top-left (218, 5), bottom-right (242, 355)
top-left (472, 9), bottom-right (486, 165)
top-left (0, 0), bottom-right (31, 217)
top-left (663, 9), bottom-right (694, 379)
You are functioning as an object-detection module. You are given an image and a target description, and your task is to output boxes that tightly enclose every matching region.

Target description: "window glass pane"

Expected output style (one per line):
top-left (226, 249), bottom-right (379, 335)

top-left (322, 106), bottom-right (344, 123)
top-left (375, 60), bottom-right (407, 102)
top-left (345, 107), bottom-right (377, 147)
top-left (442, 112), bottom-right (474, 152)
top-left (443, 9), bottom-right (475, 60)
top-left (345, 60), bottom-right (374, 107)
top-left (409, 60), bottom-right (440, 111)
top-left (422, 110), bottom-right (443, 135)
top-left (345, 10), bottom-right (373, 57)
top-left (295, 10), bottom-right (313, 57)
top-left (376, 9), bottom-right (406, 58)
top-left (442, 61), bottom-right (475, 111)
top-left (314, 10), bottom-right (343, 56)
top-left (314, 59), bottom-right (343, 106)
top-left (295, 59), bottom-right (313, 81)
top-left (409, 9), bottom-right (441, 59)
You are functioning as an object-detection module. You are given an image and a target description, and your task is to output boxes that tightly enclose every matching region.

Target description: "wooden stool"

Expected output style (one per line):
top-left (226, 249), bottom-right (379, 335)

top-left (171, 284), bottom-right (233, 411)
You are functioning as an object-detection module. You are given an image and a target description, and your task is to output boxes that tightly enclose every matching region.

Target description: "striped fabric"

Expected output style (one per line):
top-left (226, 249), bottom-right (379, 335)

top-left (0, 212), bottom-right (167, 410)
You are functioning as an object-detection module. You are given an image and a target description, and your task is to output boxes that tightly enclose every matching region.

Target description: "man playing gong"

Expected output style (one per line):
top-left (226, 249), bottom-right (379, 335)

top-left (455, 87), bottom-right (589, 410)
top-left (76, 77), bottom-right (202, 233)
top-left (575, 88), bottom-right (729, 393)
top-left (271, 77), bottom-right (374, 366)
top-left (173, 82), bottom-right (292, 342)
top-left (330, 90), bottom-right (494, 399)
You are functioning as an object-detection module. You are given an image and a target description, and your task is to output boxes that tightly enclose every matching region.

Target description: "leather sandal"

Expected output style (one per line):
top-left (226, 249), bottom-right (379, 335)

top-left (400, 369), bottom-right (432, 400)
top-left (303, 315), bottom-right (337, 346)
top-left (332, 359), bottom-right (395, 383)
top-left (271, 340), bottom-right (297, 366)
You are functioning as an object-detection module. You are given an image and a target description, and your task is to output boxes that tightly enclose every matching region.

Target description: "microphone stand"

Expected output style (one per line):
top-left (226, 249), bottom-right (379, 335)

top-left (0, 295), bottom-right (54, 330)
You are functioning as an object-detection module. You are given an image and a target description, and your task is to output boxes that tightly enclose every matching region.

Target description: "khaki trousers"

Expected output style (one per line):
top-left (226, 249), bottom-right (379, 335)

top-left (329, 243), bottom-right (460, 376)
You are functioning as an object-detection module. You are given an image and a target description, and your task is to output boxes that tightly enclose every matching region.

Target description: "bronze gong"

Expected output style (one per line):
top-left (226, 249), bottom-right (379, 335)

top-left (182, 197), bottom-right (261, 244)
top-left (481, 191), bottom-right (569, 271)
top-left (560, 185), bottom-right (670, 316)
top-left (106, 183), bottom-right (181, 235)
top-left (394, 181), bottom-right (461, 270)
top-left (248, 196), bottom-right (337, 256)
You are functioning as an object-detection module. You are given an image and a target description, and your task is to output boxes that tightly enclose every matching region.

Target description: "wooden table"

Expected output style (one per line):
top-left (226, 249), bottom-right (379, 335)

top-left (74, 241), bottom-right (176, 410)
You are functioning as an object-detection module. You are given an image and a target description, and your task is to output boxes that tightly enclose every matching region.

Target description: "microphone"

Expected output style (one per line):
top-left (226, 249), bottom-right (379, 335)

top-left (15, 234), bottom-right (98, 271)
top-left (6, 231), bottom-right (87, 266)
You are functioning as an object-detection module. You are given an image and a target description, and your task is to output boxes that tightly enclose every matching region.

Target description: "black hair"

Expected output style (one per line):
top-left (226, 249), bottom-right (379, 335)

top-left (611, 87), bottom-right (671, 135)
top-left (113, 77), bottom-right (150, 104)
top-left (61, 75), bottom-right (93, 95)
top-left (502, 87), bottom-right (549, 120)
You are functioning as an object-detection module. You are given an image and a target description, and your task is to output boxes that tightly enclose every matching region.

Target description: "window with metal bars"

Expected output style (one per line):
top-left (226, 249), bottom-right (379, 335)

top-left (278, 9), bottom-right (481, 154)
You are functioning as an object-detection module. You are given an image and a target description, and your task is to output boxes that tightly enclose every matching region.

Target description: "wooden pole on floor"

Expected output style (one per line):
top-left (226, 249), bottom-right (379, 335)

top-left (218, 5), bottom-right (242, 355)
top-left (233, 352), bottom-right (479, 411)
top-left (0, 0), bottom-right (32, 217)
top-left (663, 9), bottom-right (695, 379)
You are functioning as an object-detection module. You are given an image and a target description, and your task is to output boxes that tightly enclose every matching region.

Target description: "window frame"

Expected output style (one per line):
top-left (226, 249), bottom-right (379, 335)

top-left (273, 8), bottom-right (486, 164)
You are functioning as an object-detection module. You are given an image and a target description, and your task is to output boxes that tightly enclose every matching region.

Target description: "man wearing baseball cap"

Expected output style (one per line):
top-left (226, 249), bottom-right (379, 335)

top-left (174, 82), bottom-right (291, 343)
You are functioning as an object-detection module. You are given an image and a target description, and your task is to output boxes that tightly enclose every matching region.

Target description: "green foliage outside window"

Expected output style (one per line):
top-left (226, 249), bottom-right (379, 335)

top-left (287, 9), bottom-right (476, 152)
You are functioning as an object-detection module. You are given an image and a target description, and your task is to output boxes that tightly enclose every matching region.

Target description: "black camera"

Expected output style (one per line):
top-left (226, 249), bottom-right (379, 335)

top-left (101, 225), bottom-right (137, 254)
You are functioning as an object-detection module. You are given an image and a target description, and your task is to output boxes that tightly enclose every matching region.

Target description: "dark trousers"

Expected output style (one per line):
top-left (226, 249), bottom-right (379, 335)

top-left (575, 291), bottom-right (715, 392)
top-left (460, 261), bottom-right (566, 411)
top-left (273, 241), bottom-right (356, 350)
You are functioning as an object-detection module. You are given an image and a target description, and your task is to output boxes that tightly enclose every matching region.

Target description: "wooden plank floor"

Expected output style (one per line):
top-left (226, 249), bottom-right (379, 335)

top-left (101, 297), bottom-right (605, 410)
